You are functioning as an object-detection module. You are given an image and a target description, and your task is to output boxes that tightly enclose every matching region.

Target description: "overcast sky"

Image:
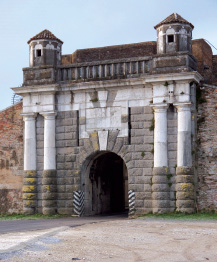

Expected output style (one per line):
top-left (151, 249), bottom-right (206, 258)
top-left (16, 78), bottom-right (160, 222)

top-left (0, 0), bottom-right (217, 110)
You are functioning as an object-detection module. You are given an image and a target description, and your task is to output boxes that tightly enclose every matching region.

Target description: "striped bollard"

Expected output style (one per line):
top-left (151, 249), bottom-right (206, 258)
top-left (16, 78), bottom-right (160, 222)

top-left (73, 191), bottom-right (84, 216)
top-left (128, 190), bottom-right (135, 216)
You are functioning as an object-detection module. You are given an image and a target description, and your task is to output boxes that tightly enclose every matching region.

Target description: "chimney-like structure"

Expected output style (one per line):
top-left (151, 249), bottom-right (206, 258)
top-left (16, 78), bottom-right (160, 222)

top-left (154, 13), bottom-right (194, 54)
top-left (28, 29), bottom-right (63, 67)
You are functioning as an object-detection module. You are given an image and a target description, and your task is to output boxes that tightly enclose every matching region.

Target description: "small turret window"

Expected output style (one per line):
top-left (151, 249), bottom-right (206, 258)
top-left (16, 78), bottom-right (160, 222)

top-left (168, 35), bottom-right (174, 43)
top-left (36, 49), bottom-right (41, 57)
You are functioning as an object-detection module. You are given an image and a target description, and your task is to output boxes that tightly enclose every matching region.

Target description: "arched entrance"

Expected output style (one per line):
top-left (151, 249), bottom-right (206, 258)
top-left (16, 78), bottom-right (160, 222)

top-left (82, 152), bottom-right (128, 216)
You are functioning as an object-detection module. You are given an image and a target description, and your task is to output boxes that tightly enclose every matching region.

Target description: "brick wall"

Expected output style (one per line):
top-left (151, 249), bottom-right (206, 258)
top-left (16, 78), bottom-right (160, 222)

top-left (197, 86), bottom-right (217, 211)
top-left (212, 55), bottom-right (217, 85)
top-left (0, 102), bottom-right (23, 214)
top-left (192, 39), bottom-right (213, 84)
top-left (62, 41), bottom-right (157, 64)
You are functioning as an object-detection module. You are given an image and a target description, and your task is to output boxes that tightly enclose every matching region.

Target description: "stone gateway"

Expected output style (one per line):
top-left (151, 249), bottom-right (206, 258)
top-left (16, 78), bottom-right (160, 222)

top-left (1, 13), bottom-right (216, 216)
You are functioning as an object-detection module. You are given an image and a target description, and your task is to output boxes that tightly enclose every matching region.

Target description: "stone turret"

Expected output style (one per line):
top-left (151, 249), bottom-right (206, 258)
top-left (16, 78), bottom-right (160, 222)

top-left (155, 13), bottom-right (194, 54)
top-left (27, 29), bottom-right (63, 67)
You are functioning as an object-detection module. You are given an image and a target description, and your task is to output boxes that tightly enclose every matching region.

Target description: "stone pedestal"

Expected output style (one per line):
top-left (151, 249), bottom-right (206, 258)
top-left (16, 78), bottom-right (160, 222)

top-left (42, 170), bottom-right (57, 215)
top-left (175, 167), bottom-right (195, 213)
top-left (22, 114), bottom-right (37, 214)
top-left (152, 167), bottom-right (170, 213)
top-left (41, 112), bottom-right (57, 215)
top-left (22, 171), bottom-right (37, 215)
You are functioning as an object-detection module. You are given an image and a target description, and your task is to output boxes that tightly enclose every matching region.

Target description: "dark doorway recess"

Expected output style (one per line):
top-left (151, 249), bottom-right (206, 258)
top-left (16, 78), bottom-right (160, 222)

top-left (86, 152), bottom-right (128, 215)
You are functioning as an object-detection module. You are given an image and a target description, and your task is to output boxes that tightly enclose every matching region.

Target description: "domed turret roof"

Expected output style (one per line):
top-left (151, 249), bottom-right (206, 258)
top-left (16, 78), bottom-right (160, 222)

top-left (154, 13), bottom-right (194, 29)
top-left (27, 29), bottom-right (63, 44)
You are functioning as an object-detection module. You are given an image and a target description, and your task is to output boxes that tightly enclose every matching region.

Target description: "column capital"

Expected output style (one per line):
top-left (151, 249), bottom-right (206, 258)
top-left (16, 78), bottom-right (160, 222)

top-left (41, 111), bottom-right (57, 120)
top-left (21, 113), bottom-right (37, 121)
top-left (152, 103), bottom-right (168, 113)
top-left (174, 102), bottom-right (191, 112)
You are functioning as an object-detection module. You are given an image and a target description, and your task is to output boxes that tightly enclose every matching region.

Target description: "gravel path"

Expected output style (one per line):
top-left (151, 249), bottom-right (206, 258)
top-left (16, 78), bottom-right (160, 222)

top-left (1, 218), bottom-right (217, 262)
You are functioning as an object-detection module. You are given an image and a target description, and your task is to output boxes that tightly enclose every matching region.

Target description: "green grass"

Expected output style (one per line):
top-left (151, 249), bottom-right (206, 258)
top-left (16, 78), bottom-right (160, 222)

top-left (138, 212), bottom-right (217, 220)
top-left (0, 213), bottom-right (69, 221)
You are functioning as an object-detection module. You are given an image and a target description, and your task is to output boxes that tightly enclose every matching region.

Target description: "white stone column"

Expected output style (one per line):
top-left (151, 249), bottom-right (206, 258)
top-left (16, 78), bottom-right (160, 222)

top-left (152, 105), bottom-right (170, 213)
top-left (153, 105), bottom-right (168, 167)
top-left (176, 103), bottom-right (192, 167)
top-left (22, 113), bottom-right (37, 214)
top-left (23, 113), bottom-right (37, 171)
top-left (42, 112), bottom-right (57, 170)
top-left (41, 112), bottom-right (57, 215)
top-left (175, 103), bottom-right (195, 213)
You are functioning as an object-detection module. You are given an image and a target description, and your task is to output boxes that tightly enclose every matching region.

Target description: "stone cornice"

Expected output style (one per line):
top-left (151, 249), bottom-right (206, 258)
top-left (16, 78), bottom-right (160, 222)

top-left (12, 72), bottom-right (203, 96)
top-left (11, 84), bottom-right (59, 95)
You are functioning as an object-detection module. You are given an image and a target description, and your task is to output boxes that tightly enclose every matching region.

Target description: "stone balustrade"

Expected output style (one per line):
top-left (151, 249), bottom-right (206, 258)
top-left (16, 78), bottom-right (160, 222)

top-left (57, 57), bottom-right (151, 82)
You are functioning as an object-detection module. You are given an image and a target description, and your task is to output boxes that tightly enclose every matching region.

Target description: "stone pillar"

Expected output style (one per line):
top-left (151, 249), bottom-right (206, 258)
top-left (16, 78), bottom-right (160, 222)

top-left (22, 113), bottom-right (37, 215)
top-left (152, 105), bottom-right (170, 213)
top-left (41, 112), bottom-right (57, 215)
top-left (175, 103), bottom-right (195, 213)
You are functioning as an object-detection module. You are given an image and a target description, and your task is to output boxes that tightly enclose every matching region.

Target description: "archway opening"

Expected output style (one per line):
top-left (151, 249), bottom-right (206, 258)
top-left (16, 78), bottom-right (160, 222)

top-left (83, 152), bottom-right (128, 216)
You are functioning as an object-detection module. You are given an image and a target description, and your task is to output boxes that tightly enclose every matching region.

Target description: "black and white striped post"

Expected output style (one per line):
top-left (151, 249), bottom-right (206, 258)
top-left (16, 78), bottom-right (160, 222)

top-left (73, 191), bottom-right (85, 216)
top-left (128, 190), bottom-right (135, 216)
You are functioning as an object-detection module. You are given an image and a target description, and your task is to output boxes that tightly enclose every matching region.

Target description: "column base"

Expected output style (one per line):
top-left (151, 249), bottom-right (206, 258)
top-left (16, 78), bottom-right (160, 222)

top-left (42, 170), bottom-right (57, 215)
top-left (175, 167), bottom-right (195, 213)
top-left (152, 167), bottom-right (171, 214)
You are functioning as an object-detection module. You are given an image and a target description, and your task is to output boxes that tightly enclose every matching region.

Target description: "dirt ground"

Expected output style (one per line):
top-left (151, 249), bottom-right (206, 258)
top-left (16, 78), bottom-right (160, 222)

top-left (1, 218), bottom-right (217, 262)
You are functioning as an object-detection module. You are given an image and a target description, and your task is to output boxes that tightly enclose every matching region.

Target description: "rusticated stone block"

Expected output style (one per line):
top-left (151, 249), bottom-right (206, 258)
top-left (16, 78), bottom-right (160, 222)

top-left (176, 166), bottom-right (194, 176)
top-left (43, 170), bottom-right (57, 178)
top-left (176, 200), bottom-right (195, 209)
top-left (135, 192), bottom-right (152, 200)
top-left (143, 200), bottom-right (152, 208)
top-left (42, 207), bottom-right (57, 215)
top-left (152, 167), bottom-right (169, 176)
top-left (176, 191), bottom-right (194, 200)
top-left (42, 170), bottom-right (57, 215)
top-left (135, 200), bottom-right (144, 208)
top-left (113, 138), bottom-right (124, 154)
top-left (42, 192), bottom-right (58, 200)
top-left (42, 185), bottom-right (57, 193)
top-left (152, 176), bottom-right (168, 184)
top-left (176, 183), bottom-right (194, 193)
top-left (42, 200), bottom-right (57, 207)
top-left (131, 107), bottom-right (144, 114)
top-left (152, 192), bottom-right (170, 200)
top-left (57, 185), bottom-right (65, 193)
top-left (107, 130), bottom-right (119, 151)
top-left (23, 200), bottom-right (37, 208)
top-left (152, 200), bottom-right (170, 208)
top-left (176, 175), bottom-right (194, 183)
top-left (57, 208), bottom-right (72, 215)
top-left (42, 177), bottom-right (57, 185)
top-left (152, 184), bottom-right (170, 192)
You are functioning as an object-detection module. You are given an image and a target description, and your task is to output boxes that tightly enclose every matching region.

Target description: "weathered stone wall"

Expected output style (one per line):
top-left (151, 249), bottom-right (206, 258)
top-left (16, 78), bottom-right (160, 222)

top-left (0, 102), bottom-right (23, 214)
top-left (56, 111), bottom-right (79, 215)
top-left (129, 106), bottom-right (154, 214)
top-left (197, 86), bottom-right (217, 211)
